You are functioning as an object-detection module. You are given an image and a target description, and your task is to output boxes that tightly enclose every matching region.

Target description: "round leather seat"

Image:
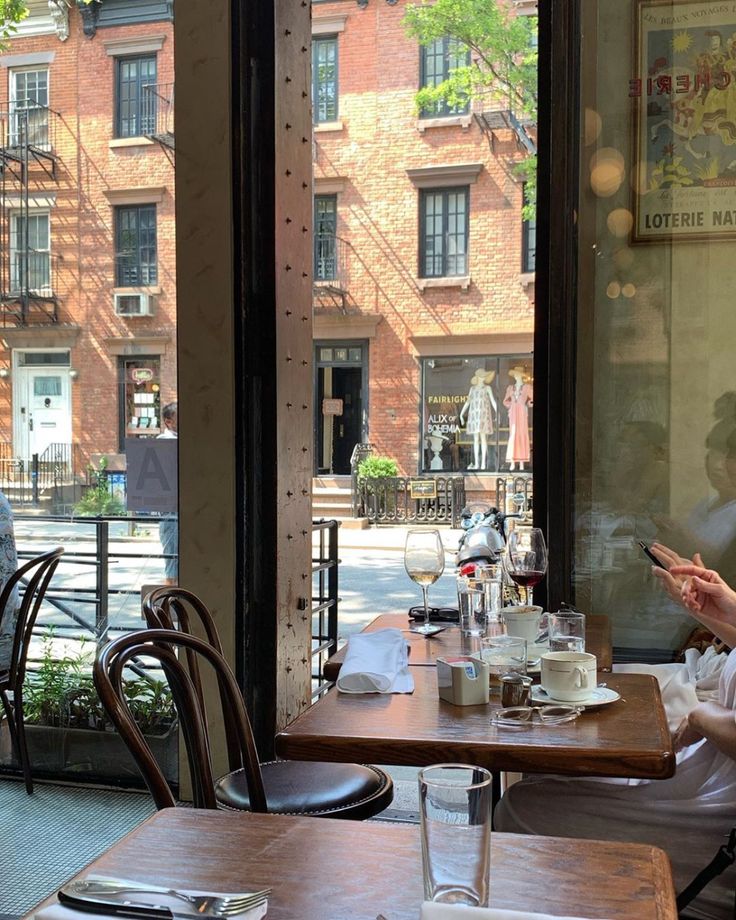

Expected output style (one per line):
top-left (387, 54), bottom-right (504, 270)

top-left (215, 760), bottom-right (393, 820)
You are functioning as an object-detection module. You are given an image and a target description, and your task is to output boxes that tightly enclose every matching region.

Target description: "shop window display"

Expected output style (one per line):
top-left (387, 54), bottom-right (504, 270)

top-left (421, 356), bottom-right (533, 473)
top-left (119, 357), bottom-right (162, 449)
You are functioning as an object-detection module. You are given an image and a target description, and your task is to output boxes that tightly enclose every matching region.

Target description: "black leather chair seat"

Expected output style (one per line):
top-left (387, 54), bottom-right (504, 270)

top-left (215, 760), bottom-right (393, 820)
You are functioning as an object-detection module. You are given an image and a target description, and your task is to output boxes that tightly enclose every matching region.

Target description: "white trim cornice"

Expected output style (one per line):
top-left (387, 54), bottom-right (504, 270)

top-left (104, 35), bottom-right (166, 57)
top-left (406, 163), bottom-right (483, 188)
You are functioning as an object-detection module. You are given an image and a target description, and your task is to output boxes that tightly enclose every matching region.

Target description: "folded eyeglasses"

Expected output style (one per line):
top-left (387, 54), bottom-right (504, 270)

top-left (490, 704), bottom-right (583, 728)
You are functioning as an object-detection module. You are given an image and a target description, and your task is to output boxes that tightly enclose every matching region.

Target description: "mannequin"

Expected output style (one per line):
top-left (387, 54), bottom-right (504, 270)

top-left (503, 366), bottom-right (533, 471)
top-left (460, 369), bottom-right (497, 471)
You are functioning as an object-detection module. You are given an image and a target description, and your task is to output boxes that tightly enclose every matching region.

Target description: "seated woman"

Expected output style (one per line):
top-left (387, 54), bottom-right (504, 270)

top-left (0, 490), bottom-right (18, 670)
top-left (495, 557), bottom-right (736, 920)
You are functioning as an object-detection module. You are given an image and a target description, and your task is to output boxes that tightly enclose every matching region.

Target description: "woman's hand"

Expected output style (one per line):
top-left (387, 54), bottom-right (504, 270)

top-left (672, 713), bottom-right (704, 753)
top-left (669, 564), bottom-right (736, 625)
top-left (650, 543), bottom-right (704, 607)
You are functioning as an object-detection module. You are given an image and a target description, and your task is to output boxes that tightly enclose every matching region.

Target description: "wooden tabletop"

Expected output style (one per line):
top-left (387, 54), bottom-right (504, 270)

top-left (27, 809), bottom-right (677, 920)
top-left (323, 612), bottom-right (613, 682)
top-left (277, 669), bottom-right (674, 780)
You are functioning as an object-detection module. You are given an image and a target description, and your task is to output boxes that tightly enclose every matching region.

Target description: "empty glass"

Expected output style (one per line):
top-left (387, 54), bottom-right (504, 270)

top-left (419, 764), bottom-right (492, 907)
top-left (548, 611), bottom-right (586, 652)
top-left (479, 634), bottom-right (527, 687)
top-left (457, 577), bottom-right (487, 638)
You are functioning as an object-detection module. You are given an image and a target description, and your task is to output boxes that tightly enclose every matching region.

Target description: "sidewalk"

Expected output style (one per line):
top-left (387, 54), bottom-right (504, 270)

top-left (314, 522), bottom-right (463, 552)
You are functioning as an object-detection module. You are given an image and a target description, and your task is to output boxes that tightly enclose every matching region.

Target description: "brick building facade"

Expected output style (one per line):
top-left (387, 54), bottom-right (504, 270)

top-left (0, 0), bottom-right (174, 474)
top-left (312, 0), bottom-right (535, 487)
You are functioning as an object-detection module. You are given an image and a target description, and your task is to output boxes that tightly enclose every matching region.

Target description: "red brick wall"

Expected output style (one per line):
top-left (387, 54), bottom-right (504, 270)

top-left (0, 8), bottom-right (175, 464)
top-left (314, 0), bottom-right (534, 475)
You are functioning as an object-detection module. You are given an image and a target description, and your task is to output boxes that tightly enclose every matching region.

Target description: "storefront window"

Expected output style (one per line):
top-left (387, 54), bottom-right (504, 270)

top-left (118, 357), bottom-right (162, 449)
top-left (421, 355), bottom-right (533, 474)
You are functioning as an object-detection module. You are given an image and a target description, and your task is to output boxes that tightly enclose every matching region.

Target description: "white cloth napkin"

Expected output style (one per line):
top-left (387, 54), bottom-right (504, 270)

top-left (420, 903), bottom-right (608, 920)
top-left (336, 627), bottom-right (414, 693)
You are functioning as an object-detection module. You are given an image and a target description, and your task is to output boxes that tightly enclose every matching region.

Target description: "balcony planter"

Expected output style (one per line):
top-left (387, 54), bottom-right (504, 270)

top-left (0, 718), bottom-right (177, 783)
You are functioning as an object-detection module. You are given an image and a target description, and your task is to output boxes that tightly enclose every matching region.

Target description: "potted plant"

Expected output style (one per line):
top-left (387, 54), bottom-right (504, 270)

top-left (357, 455), bottom-right (399, 518)
top-left (0, 634), bottom-right (178, 783)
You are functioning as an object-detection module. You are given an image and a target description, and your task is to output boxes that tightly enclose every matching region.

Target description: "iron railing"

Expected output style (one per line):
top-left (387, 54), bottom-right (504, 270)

top-left (0, 104), bottom-right (57, 154)
top-left (495, 475), bottom-right (533, 516)
top-left (0, 442), bottom-right (80, 508)
top-left (313, 235), bottom-right (350, 312)
top-left (350, 442), bottom-right (373, 517)
top-left (142, 82), bottom-right (174, 149)
top-left (312, 518), bottom-right (339, 698)
top-left (359, 476), bottom-right (465, 527)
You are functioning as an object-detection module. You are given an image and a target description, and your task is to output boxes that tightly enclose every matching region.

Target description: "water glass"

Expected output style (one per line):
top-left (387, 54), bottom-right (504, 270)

top-left (479, 634), bottom-right (527, 684)
top-left (457, 577), bottom-right (487, 638)
top-left (548, 611), bottom-right (586, 652)
top-left (419, 764), bottom-right (492, 907)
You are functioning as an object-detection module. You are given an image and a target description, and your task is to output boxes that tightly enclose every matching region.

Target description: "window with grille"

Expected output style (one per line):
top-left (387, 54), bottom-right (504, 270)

top-left (312, 36), bottom-right (338, 124)
top-left (10, 68), bottom-right (49, 146)
top-left (314, 195), bottom-right (337, 281)
top-left (115, 205), bottom-right (158, 286)
top-left (10, 212), bottom-right (50, 294)
top-left (116, 55), bottom-right (157, 138)
top-left (419, 38), bottom-right (470, 118)
top-left (419, 187), bottom-right (469, 278)
top-left (522, 214), bottom-right (536, 273)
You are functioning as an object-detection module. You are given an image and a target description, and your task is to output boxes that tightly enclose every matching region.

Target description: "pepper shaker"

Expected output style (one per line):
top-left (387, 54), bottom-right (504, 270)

top-left (500, 673), bottom-right (533, 708)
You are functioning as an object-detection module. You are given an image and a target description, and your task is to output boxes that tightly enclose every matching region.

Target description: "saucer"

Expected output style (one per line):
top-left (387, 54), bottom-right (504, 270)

top-left (409, 624), bottom-right (447, 637)
top-left (530, 685), bottom-right (621, 708)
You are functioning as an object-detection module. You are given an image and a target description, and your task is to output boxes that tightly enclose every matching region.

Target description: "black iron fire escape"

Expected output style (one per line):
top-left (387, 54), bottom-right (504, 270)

top-left (313, 234), bottom-right (350, 314)
top-left (142, 83), bottom-right (174, 154)
top-left (0, 104), bottom-right (60, 326)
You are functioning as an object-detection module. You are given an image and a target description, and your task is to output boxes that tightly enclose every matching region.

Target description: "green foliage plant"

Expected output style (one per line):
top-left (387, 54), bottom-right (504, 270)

top-left (403, 0), bottom-right (538, 218)
top-left (357, 455), bottom-right (399, 486)
top-left (74, 456), bottom-right (126, 517)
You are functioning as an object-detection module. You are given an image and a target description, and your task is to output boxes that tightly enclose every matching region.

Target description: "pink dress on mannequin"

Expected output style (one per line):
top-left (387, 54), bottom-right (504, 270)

top-left (504, 383), bottom-right (533, 463)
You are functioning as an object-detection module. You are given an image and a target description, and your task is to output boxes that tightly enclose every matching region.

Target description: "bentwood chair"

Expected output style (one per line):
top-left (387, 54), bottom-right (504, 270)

top-left (94, 626), bottom-right (393, 817)
top-left (0, 547), bottom-right (64, 793)
top-left (141, 587), bottom-right (393, 818)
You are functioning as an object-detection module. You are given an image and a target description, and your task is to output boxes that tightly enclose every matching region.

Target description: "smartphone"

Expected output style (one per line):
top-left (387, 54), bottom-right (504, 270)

top-left (638, 540), bottom-right (667, 570)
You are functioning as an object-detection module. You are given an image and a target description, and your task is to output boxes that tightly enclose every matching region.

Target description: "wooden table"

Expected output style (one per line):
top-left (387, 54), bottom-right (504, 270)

top-left (323, 612), bottom-right (613, 682)
top-left (27, 809), bottom-right (677, 920)
top-left (277, 669), bottom-right (675, 779)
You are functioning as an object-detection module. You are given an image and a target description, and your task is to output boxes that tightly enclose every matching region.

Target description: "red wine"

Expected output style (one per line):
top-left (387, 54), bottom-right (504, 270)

top-left (510, 570), bottom-right (545, 588)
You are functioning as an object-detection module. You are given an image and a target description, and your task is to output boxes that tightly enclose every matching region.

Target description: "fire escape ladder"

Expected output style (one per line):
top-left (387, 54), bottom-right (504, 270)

top-left (142, 83), bottom-right (175, 154)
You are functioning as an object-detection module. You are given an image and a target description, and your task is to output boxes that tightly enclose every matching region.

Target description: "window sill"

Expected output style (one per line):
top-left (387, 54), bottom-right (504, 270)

top-left (109, 137), bottom-right (156, 149)
top-left (416, 115), bottom-right (472, 133)
top-left (418, 276), bottom-right (471, 291)
top-left (519, 272), bottom-right (535, 287)
top-left (313, 120), bottom-right (344, 133)
top-left (114, 286), bottom-right (161, 296)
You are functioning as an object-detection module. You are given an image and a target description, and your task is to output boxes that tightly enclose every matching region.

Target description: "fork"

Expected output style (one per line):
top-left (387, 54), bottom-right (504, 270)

top-left (62, 877), bottom-right (271, 917)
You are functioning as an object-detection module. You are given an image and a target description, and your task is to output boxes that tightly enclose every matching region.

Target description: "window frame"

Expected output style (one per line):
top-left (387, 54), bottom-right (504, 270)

top-left (114, 203), bottom-right (158, 287)
top-left (115, 53), bottom-right (158, 139)
top-left (312, 35), bottom-right (338, 125)
top-left (522, 213), bottom-right (536, 273)
top-left (418, 37), bottom-right (470, 119)
top-left (9, 66), bottom-right (50, 147)
top-left (313, 193), bottom-right (337, 281)
top-left (418, 186), bottom-right (470, 279)
top-left (10, 209), bottom-right (50, 294)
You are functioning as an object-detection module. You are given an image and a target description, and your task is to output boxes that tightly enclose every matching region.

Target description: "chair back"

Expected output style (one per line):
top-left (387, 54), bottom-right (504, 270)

top-left (94, 628), bottom-right (267, 812)
top-left (1, 547), bottom-right (64, 685)
top-left (141, 586), bottom-right (242, 771)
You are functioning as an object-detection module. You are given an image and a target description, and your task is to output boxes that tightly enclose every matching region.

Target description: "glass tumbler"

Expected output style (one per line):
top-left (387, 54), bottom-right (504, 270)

top-left (548, 611), bottom-right (586, 652)
top-left (419, 764), bottom-right (492, 907)
top-left (457, 577), bottom-right (488, 638)
top-left (479, 634), bottom-right (527, 689)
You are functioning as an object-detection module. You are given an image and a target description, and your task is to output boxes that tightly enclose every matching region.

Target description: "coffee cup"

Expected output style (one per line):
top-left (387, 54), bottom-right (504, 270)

top-left (540, 651), bottom-right (597, 702)
top-left (501, 605), bottom-right (544, 644)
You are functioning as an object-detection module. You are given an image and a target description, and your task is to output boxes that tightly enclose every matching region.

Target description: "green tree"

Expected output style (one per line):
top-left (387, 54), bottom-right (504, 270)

top-left (403, 0), bottom-right (537, 216)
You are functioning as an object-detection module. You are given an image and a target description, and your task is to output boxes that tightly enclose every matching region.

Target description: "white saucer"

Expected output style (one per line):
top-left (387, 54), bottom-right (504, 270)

top-left (531, 685), bottom-right (621, 708)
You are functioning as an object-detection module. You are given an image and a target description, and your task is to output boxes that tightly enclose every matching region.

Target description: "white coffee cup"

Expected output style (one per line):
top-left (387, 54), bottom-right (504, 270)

top-left (501, 606), bottom-right (544, 644)
top-left (540, 651), bottom-right (597, 702)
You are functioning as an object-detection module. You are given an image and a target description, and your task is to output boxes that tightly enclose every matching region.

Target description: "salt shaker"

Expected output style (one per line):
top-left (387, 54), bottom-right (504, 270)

top-left (500, 674), bottom-right (533, 708)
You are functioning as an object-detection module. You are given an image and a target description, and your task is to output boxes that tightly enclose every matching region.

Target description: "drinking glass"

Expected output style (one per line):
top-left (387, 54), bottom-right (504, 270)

top-left (457, 578), bottom-right (487, 638)
top-left (479, 634), bottom-right (527, 687)
top-left (405, 529), bottom-right (445, 635)
top-left (548, 610), bottom-right (586, 652)
top-left (419, 764), bottom-right (492, 907)
top-left (505, 527), bottom-right (548, 605)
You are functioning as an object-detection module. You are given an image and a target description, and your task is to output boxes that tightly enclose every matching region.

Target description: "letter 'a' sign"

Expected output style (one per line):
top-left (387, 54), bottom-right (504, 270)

top-left (125, 438), bottom-right (177, 513)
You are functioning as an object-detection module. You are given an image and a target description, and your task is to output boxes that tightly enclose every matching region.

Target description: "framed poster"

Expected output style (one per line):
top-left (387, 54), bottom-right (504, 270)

top-left (632, 0), bottom-right (736, 241)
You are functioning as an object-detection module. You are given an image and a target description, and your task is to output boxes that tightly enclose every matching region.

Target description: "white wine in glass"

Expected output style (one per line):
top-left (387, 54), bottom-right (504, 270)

top-left (405, 529), bottom-right (445, 635)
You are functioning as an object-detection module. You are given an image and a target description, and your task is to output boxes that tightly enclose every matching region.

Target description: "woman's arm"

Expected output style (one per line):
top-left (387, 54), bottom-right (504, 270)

top-left (675, 699), bottom-right (736, 759)
top-left (669, 562), bottom-right (736, 647)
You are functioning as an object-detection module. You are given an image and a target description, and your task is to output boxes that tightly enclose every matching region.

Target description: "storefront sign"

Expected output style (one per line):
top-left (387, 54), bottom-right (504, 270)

top-left (409, 479), bottom-right (437, 499)
top-left (125, 438), bottom-right (177, 513)
top-left (131, 368), bottom-right (154, 383)
top-left (633, 1), bottom-right (736, 241)
top-left (322, 398), bottom-right (344, 416)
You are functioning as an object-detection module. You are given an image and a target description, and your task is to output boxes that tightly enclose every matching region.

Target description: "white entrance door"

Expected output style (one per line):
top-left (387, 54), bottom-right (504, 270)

top-left (14, 358), bottom-right (72, 461)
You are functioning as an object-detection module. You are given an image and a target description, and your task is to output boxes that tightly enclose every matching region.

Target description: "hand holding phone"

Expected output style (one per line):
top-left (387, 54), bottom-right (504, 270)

top-left (638, 540), bottom-right (667, 570)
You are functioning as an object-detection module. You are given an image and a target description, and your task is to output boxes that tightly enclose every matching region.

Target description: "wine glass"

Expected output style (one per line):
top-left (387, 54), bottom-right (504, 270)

top-left (404, 529), bottom-right (445, 635)
top-left (505, 527), bottom-right (548, 605)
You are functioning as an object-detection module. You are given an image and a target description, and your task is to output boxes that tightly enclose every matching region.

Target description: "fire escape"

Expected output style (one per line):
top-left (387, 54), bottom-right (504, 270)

top-left (142, 83), bottom-right (174, 153)
top-left (0, 104), bottom-right (59, 326)
top-left (476, 107), bottom-right (536, 156)
top-left (313, 235), bottom-right (350, 314)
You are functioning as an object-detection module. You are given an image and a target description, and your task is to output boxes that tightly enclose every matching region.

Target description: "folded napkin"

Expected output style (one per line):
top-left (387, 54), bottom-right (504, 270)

top-left (36, 904), bottom-right (268, 920)
top-left (420, 903), bottom-right (608, 920)
top-left (336, 628), bottom-right (414, 693)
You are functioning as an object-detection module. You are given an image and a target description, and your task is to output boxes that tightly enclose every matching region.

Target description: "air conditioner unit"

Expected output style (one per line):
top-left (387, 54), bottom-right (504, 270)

top-left (114, 293), bottom-right (154, 317)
